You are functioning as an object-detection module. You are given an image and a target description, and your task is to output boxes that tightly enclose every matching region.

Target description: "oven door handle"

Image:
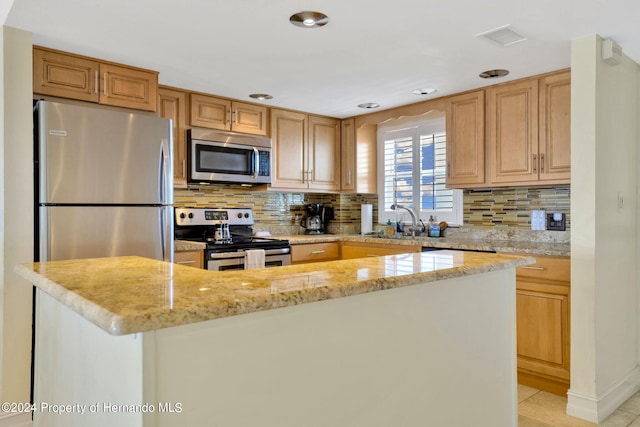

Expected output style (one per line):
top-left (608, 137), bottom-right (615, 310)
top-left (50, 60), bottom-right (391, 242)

top-left (239, 248), bottom-right (291, 256)
top-left (208, 247), bottom-right (291, 259)
top-left (208, 252), bottom-right (245, 260)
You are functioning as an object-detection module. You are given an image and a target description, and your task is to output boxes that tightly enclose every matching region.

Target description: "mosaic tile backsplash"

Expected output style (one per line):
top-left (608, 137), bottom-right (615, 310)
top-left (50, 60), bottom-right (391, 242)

top-left (174, 185), bottom-right (378, 235)
top-left (464, 186), bottom-right (571, 230)
top-left (175, 185), bottom-right (570, 235)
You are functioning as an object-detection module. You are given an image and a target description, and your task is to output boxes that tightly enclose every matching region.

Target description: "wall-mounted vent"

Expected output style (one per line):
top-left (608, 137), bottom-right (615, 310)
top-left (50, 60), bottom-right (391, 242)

top-left (475, 25), bottom-right (528, 47)
top-left (602, 39), bottom-right (623, 66)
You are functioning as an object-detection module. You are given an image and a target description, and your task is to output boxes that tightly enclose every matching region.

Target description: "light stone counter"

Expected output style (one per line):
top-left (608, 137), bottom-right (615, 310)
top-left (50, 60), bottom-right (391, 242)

top-left (21, 251), bottom-right (530, 427)
top-left (287, 234), bottom-right (570, 257)
top-left (16, 250), bottom-right (533, 336)
top-left (174, 239), bottom-right (206, 252)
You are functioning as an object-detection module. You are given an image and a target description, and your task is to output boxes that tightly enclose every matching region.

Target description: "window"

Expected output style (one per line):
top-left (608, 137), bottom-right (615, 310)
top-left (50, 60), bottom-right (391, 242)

top-left (377, 113), bottom-right (462, 226)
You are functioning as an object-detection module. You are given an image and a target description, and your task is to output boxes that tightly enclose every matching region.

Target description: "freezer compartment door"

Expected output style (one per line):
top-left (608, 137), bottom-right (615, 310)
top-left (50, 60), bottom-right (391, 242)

top-left (37, 101), bottom-right (172, 204)
top-left (39, 206), bottom-right (173, 262)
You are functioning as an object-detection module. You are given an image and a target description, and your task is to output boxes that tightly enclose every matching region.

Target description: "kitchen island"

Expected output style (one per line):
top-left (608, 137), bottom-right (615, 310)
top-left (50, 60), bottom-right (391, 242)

top-left (17, 251), bottom-right (533, 427)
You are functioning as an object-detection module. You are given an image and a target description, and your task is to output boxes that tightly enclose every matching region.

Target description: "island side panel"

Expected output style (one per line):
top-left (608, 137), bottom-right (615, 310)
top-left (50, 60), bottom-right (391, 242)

top-left (147, 269), bottom-right (517, 427)
top-left (34, 290), bottom-right (145, 427)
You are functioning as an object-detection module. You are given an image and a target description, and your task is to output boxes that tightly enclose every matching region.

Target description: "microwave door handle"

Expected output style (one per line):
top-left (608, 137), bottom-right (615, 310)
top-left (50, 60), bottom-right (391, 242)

top-left (253, 147), bottom-right (259, 179)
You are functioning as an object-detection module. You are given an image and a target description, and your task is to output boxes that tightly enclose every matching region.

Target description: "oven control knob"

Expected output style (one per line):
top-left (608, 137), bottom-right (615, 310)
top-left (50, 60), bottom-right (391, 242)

top-left (244, 213), bottom-right (249, 218)
top-left (237, 213), bottom-right (243, 218)
top-left (188, 213), bottom-right (194, 219)
top-left (179, 213), bottom-right (185, 219)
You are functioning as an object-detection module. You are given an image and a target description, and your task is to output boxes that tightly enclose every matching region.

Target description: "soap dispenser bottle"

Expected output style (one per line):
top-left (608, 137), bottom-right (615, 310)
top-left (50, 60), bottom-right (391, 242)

top-left (428, 215), bottom-right (440, 238)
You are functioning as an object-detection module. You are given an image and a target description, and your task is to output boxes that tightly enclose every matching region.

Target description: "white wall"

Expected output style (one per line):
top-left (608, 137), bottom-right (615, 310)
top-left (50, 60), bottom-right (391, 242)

top-left (568, 34), bottom-right (640, 423)
top-left (0, 24), bottom-right (33, 418)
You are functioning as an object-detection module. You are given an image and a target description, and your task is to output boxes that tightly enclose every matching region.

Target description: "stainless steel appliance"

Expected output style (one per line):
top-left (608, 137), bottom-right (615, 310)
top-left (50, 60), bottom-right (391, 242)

top-left (174, 207), bottom-right (290, 271)
top-left (187, 128), bottom-right (271, 185)
top-left (300, 204), bottom-right (334, 235)
top-left (35, 101), bottom-right (173, 262)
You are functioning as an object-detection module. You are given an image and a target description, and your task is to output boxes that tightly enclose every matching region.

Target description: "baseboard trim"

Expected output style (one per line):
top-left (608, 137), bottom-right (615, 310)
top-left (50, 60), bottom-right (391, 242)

top-left (567, 366), bottom-right (640, 423)
top-left (0, 412), bottom-right (32, 427)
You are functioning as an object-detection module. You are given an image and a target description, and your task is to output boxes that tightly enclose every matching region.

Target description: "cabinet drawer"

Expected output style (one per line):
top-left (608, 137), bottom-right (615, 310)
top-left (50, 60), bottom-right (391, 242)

top-left (516, 256), bottom-right (569, 283)
top-left (291, 242), bottom-right (340, 264)
top-left (340, 242), bottom-right (420, 260)
top-left (174, 250), bottom-right (203, 269)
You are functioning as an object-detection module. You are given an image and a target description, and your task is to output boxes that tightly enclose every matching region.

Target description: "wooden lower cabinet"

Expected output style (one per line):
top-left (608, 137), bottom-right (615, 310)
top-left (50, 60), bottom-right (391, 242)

top-left (174, 250), bottom-right (204, 269)
top-left (340, 242), bottom-right (420, 259)
top-left (291, 242), bottom-right (340, 264)
top-left (516, 256), bottom-right (570, 396)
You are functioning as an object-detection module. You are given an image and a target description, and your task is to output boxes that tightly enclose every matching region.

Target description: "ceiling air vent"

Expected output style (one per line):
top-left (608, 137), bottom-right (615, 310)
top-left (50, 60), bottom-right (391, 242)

top-left (475, 25), bottom-right (527, 47)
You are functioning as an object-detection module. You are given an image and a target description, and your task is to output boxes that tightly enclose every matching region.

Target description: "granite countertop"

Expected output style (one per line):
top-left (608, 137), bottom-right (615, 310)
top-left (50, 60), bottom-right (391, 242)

top-left (16, 251), bottom-right (534, 336)
top-left (174, 239), bottom-right (207, 252)
top-left (285, 234), bottom-right (570, 257)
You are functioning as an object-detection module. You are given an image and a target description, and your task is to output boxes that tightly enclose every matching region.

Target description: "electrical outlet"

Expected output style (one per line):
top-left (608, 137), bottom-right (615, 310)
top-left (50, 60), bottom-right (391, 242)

top-left (546, 213), bottom-right (566, 231)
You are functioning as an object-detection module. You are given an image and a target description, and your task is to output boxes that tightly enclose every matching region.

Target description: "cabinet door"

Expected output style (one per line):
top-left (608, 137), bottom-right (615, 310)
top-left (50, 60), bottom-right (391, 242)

top-left (33, 47), bottom-right (100, 103)
top-left (189, 93), bottom-right (231, 130)
top-left (516, 281), bottom-right (570, 383)
top-left (539, 72), bottom-right (571, 183)
top-left (340, 118), bottom-right (356, 192)
top-left (100, 63), bottom-right (158, 112)
top-left (488, 80), bottom-right (539, 185)
top-left (308, 115), bottom-right (341, 191)
top-left (445, 90), bottom-right (485, 187)
top-left (158, 87), bottom-right (188, 188)
top-left (270, 109), bottom-right (308, 189)
top-left (232, 102), bottom-right (268, 136)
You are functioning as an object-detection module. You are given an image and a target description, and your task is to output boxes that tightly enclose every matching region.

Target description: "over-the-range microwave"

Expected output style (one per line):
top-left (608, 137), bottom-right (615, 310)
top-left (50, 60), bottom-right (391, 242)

top-left (187, 128), bottom-right (271, 185)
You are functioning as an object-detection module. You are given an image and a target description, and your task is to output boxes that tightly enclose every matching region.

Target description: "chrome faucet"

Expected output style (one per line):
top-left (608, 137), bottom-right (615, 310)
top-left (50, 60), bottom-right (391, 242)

top-left (390, 204), bottom-right (425, 236)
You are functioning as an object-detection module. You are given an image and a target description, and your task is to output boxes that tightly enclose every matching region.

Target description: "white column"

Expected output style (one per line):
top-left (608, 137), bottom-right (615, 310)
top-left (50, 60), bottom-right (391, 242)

top-left (568, 33), bottom-right (640, 423)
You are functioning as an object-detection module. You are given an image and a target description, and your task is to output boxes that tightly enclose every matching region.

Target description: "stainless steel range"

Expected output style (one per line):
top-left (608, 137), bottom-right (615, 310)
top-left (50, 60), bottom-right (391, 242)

top-left (175, 207), bottom-right (291, 271)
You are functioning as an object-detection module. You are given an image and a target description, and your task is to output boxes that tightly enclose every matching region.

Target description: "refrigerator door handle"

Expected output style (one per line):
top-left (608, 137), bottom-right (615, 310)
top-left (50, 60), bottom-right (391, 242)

top-left (161, 206), bottom-right (174, 263)
top-left (159, 137), bottom-right (173, 205)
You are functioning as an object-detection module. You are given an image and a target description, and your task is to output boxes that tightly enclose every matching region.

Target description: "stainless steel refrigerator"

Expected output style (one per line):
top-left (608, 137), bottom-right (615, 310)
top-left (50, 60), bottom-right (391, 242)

top-left (35, 100), bottom-right (173, 262)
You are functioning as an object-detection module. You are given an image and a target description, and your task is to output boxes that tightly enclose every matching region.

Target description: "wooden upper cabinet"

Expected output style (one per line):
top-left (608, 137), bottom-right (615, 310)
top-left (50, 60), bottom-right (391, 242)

top-left (445, 90), bottom-right (485, 188)
top-left (99, 63), bottom-right (158, 111)
top-left (308, 115), bottom-right (340, 191)
top-left (233, 102), bottom-right (268, 135)
top-left (33, 47), bottom-right (99, 103)
top-left (270, 109), bottom-right (340, 192)
top-left (340, 118), bottom-right (356, 192)
top-left (539, 71), bottom-right (571, 182)
top-left (487, 79), bottom-right (539, 185)
top-left (33, 46), bottom-right (158, 112)
top-left (158, 86), bottom-right (189, 188)
top-left (190, 93), bottom-right (231, 130)
top-left (190, 93), bottom-right (267, 136)
top-left (270, 109), bottom-right (308, 190)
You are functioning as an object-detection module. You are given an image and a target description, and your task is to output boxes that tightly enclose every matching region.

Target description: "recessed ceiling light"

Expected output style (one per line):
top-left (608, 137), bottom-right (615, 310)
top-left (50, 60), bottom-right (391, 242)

top-left (479, 69), bottom-right (510, 79)
top-left (412, 88), bottom-right (437, 96)
top-left (289, 11), bottom-right (329, 28)
top-left (249, 93), bottom-right (273, 100)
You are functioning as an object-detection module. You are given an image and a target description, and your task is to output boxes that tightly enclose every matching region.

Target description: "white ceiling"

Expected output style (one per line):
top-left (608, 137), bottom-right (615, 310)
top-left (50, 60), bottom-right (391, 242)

top-left (6, 0), bottom-right (640, 118)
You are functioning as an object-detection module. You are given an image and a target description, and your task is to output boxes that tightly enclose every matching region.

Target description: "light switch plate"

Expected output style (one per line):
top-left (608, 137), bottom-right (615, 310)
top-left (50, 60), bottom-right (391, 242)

top-left (531, 210), bottom-right (546, 231)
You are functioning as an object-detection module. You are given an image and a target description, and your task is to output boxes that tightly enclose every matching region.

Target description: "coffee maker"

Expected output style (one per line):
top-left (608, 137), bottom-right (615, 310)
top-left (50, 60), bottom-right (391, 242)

top-left (300, 204), bottom-right (334, 234)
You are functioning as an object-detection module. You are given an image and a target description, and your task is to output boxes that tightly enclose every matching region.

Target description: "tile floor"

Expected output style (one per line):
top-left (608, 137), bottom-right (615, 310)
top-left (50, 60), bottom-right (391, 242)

top-left (518, 384), bottom-right (640, 426)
